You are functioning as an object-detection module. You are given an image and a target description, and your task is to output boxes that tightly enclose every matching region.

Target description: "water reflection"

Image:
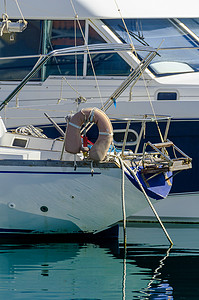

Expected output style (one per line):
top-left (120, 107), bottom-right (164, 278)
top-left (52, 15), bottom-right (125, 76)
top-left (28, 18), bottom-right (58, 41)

top-left (0, 225), bottom-right (198, 299)
top-left (134, 246), bottom-right (174, 299)
top-left (120, 224), bottom-right (199, 299)
top-left (118, 244), bottom-right (174, 300)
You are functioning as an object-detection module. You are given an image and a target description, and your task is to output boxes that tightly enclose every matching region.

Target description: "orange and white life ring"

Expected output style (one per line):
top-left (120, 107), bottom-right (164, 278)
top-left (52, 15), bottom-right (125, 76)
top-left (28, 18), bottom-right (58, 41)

top-left (65, 108), bottom-right (113, 161)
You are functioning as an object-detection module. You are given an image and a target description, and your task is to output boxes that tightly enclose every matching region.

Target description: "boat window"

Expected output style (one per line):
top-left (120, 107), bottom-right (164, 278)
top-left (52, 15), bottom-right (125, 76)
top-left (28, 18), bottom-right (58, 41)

top-left (44, 22), bottom-right (131, 77)
top-left (157, 92), bottom-right (177, 100)
top-left (3, 18), bottom-right (199, 81)
top-left (87, 25), bottom-right (131, 76)
top-left (43, 20), bottom-right (85, 78)
top-left (113, 129), bottom-right (138, 147)
top-left (179, 18), bottom-right (199, 37)
top-left (87, 52), bottom-right (131, 76)
top-left (12, 138), bottom-right (27, 147)
top-left (0, 19), bottom-right (132, 81)
top-left (103, 18), bottom-right (199, 75)
top-left (0, 20), bottom-right (42, 81)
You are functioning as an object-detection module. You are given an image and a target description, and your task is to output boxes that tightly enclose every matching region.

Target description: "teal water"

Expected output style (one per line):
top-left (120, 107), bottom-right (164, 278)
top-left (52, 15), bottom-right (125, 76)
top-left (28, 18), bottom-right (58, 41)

top-left (0, 224), bottom-right (199, 299)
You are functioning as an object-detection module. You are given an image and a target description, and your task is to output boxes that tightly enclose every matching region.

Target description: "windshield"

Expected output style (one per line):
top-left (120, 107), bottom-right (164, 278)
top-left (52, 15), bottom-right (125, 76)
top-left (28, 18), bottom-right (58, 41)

top-left (103, 18), bottom-right (199, 75)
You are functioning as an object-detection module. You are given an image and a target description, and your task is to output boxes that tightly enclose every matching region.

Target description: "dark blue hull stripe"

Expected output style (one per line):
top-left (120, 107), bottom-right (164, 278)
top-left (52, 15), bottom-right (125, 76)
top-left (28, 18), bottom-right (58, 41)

top-left (0, 171), bottom-right (101, 175)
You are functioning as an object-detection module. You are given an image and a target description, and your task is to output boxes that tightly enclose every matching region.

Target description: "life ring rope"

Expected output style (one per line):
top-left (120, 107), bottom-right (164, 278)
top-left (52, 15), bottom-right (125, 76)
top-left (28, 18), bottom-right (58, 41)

top-left (65, 107), bottom-right (113, 161)
top-left (68, 121), bottom-right (81, 129)
top-left (99, 132), bottom-right (113, 136)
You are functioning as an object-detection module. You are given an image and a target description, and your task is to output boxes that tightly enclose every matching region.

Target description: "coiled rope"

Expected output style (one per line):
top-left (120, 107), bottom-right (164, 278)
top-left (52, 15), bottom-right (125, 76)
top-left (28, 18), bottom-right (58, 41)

top-left (15, 125), bottom-right (47, 138)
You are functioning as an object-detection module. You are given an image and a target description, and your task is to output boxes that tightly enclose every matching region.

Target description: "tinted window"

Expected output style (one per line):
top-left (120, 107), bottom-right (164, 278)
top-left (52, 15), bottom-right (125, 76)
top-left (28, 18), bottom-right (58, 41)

top-left (44, 20), bottom-right (85, 77)
top-left (0, 20), bottom-right (42, 81)
top-left (104, 18), bottom-right (199, 75)
top-left (157, 92), bottom-right (177, 100)
top-left (87, 26), bottom-right (131, 76)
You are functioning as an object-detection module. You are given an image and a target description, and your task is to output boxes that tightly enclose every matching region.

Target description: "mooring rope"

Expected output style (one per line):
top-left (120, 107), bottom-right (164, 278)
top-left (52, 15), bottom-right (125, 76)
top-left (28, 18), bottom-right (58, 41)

top-left (118, 156), bottom-right (127, 249)
top-left (121, 159), bottom-right (173, 245)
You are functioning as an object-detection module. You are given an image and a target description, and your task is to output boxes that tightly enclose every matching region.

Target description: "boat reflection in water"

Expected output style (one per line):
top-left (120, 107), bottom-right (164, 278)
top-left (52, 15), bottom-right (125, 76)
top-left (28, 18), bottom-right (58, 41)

top-left (0, 224), bottom-right (199, 299)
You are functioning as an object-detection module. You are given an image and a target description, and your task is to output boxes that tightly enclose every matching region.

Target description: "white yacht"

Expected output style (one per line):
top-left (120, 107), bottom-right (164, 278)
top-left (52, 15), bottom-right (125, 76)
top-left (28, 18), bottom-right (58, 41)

top-left (0, 0), bottom-right (198, 223)
top-left (0, 104), bottom-right (191, 239)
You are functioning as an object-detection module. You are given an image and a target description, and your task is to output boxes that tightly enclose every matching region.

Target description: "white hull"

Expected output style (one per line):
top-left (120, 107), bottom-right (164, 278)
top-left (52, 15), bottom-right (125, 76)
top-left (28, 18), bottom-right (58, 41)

top-left (131, 192), bottom-right (199, 224)
top-left (0, 8), bottom-right (196, 230)
top-left (2, 75), bottom-right (199, 129)
top-left (0, 160), bottom-right (149, 235)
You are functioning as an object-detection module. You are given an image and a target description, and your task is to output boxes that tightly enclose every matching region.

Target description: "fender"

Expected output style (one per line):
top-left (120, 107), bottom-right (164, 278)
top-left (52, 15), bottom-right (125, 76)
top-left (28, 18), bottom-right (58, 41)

top-left (65, 108), bottom-right (113, 161)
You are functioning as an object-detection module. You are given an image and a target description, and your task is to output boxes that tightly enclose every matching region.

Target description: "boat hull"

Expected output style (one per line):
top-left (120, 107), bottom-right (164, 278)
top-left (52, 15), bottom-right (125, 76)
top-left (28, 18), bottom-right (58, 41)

top-left (130, 192), bottom-right (199, 224)
top-left (0, 160), bottom-right (153, 236)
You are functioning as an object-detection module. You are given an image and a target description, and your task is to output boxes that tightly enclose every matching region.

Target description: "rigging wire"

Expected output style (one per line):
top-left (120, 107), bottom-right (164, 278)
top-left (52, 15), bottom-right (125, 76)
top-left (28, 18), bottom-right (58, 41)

top-left (4, 0), bottom-right (7, 14)
top-left (42, 20), bottom-right (86, 105)
top-left (38, 19), bottom-right (85, 103)
top-left (14, 0), bottom-right (26, 23)
top-left (114, 0), bottom-right (164, 143)
top-left (74, 19), bottom-right (78, 88)
top-left (70, 0), bottom-right (104, 108)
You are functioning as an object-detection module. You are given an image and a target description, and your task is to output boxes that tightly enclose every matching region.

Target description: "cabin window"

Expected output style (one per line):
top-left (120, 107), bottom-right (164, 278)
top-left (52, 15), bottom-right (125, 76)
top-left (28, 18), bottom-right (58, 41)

top-left (0, 19), bottom-right (132, 81)
top-left (87, 52), bottom-right (131, 76)
top-left (0, 20), bottom-right (42, 81)
top-left (43, 20), bottom-right (85, 78)
top-left (1, 18), bottom-right (199, 81)
top-left (179, 19), bottom-right (199, 39)
top-left (87, 26), bottom-right (131, 76)
top-left (157, 92), bottom-right (177, 100)
top-left (12, 138), bottom-right (27, 148)
top-left (103, 18), bottom-right (199, 75)
top-left (44, 22), bottom-right (131, 77)
top-left (113, 129), bottom-right (138, 147)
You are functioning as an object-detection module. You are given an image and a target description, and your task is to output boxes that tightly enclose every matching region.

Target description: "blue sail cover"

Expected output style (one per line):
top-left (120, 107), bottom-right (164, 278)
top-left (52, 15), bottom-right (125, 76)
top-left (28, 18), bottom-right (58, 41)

top-left (125, 166), bottom-right (173, 200)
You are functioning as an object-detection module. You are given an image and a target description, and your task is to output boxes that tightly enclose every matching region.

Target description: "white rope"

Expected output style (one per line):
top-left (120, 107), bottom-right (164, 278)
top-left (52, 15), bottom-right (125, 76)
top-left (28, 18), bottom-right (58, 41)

top-left (122, 159), bottom-right (173, 245)
top-left (15, 124), bottom-right (47, 138)
top-left (62, 76), bottom-right (83, 98)
top-left (118, 156), bottom-right (127, 248)
top-left (117, 153), bottom-right (173, 246)
top-left (0, 14), bottom-right (7, 36)
top-left (122, 255), bottom-right (126, 300)
top-left (14, 0), bottom-right (26, 23)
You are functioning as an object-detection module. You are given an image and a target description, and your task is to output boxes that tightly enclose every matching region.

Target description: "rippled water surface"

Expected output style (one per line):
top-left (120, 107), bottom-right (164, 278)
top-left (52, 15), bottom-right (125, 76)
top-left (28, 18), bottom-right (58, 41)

top-left (0, 224), bottom-right (199, 299)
